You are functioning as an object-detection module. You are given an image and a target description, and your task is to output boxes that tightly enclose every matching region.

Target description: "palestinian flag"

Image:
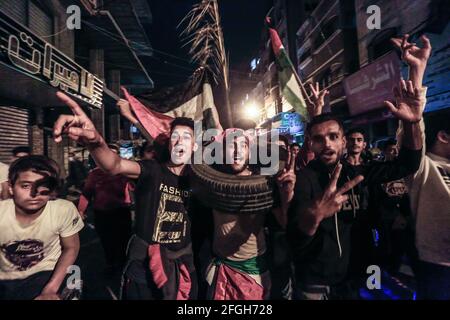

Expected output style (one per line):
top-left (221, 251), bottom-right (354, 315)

top-left (267, 19), bottom-right (308, 120)
top-left (122, 72), bottom-right (223, 140)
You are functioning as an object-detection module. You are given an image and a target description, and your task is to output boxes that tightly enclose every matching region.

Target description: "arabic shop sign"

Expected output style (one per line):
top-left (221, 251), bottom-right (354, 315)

top-left (344, 51), bottom-right (401, 116)
top-left (0, 11), bottom-right (103, 108)
top-left (273, 112), bottom-right (303, 135)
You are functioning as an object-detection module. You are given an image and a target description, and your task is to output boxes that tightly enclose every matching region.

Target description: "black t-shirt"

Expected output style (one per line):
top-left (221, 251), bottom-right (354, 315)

top-left (287, 146), bottom-right (422, 286)
top-left (134, 160), bottom-right (192, 251)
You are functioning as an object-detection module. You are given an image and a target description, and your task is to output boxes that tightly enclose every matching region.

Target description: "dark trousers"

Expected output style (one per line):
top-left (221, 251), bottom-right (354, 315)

top-left (416, 260), bottom-right (450, 300)
top-left (0, 271), bottom-right (52, 300)
top-left (94, 207), bottom-right (132, 269)
top-left (377, 219), bottom-right (418, 274)
top-left (295, 281), bottom-right (360, 300)
top-left (267, 230), bottom-right (294, 300)
top-left (121, 276), bottom-right (162, 300)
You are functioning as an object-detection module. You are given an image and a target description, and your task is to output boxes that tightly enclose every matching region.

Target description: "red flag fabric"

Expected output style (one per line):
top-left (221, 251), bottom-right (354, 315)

top-left (121, 87), bottom-right (174, 140)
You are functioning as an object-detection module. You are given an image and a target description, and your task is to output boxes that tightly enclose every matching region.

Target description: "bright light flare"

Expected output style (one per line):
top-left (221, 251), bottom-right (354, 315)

top-left (243, 103), bottom-right (261, 119)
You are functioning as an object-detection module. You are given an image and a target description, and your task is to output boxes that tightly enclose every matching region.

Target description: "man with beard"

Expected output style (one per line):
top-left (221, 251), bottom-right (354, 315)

top-left (288, 73), bottom-right (426, 299)
top-left (343, 128), bottom-right (375, 287)
top-left (53, 93), bottom-right (198, 300)
top-left (205, 129), bottom-right (296, 300)
top-left (0, 156), bottom-right (83, 300)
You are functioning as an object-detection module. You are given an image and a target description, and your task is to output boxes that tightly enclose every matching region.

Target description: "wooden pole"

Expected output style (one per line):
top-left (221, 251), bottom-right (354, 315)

top-left (212, 0), bottom-right (233, 128)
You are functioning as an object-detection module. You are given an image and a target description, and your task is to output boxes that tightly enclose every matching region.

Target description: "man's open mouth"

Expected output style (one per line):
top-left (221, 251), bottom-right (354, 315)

top-left (173, 146), bottom-right (186, 158)
top-left (321, 150), bottom-right (336, 159)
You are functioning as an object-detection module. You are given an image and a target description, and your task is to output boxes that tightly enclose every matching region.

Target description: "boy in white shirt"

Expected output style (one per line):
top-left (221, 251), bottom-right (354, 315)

top-left (0, 155), bottom-right (84, 300)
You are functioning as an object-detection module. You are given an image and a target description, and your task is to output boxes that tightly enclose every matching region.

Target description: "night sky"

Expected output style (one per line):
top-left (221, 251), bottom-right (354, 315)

top-left (144, 0), bottom-right (273, 87)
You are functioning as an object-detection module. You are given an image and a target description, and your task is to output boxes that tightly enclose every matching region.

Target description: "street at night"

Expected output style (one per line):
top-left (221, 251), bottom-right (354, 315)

top-left (0, 0), bottom-right (449, 311)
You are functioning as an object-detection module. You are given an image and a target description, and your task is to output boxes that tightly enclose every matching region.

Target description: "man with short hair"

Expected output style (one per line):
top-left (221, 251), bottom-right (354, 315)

top-left (288, 74), bottom-right (426, 299)
top-left (345, 128), bottom-right (368, 170)
top-left (206, 129), bottom-right (296, 300)
top-left (0, 155), bottom-right (83, 300)
top-left (1, 147), bottom-right (31, 201)
top-left (343, 127), bottom-right (374, 286)
top-left (53, 94), bottom-right (198, 300)
top-left (369, 138), bottom-right (416, 276)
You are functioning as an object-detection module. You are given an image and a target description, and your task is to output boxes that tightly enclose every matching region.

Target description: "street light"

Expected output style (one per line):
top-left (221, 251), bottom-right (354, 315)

top-left (243, 102), bottom-right (261, 120)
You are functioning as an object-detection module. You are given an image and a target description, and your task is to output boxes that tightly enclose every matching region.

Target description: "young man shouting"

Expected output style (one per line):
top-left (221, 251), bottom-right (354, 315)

top-left (206, 129), bottom-right (296, 300)
top-left (53, 93), bottom-right (198, 300)
top-left (288, 75), bottom-right (426, 299)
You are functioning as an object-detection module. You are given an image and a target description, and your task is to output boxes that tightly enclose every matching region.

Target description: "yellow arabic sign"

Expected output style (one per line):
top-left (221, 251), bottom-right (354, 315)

top-left (0, 11), bottom-right (103, 108)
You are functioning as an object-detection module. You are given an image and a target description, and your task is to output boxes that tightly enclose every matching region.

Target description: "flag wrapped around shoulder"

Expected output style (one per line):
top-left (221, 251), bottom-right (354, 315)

top-left (122, 70), bottom-right (223, 140)
top-left (266, 18), bottom-right (308, 121)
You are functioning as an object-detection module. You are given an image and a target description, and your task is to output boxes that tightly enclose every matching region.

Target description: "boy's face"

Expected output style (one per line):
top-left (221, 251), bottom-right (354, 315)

top-left (169, 125), bottom-right (196, 166)
top-left (9, 170), bottom-right (52, 214)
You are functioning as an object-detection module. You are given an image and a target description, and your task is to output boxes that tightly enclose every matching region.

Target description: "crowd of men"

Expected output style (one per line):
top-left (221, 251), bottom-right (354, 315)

top-left (0, 34), bottom-right (448, 300)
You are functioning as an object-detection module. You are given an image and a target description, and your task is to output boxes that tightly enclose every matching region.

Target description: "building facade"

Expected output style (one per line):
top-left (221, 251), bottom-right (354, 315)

top-left (296, 0), bottom-right (359, 118)
top-left (0, 0), bottom-right (154, 175)
top-left (350, 0), bottom-right (450, 142)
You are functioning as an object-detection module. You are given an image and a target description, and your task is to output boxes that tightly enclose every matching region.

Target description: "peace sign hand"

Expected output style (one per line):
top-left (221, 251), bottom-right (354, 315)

top-left (53, 92), bottom-right (102, 146)
top-left (307, 82), bottom-right (329, 118)
top-left (312, 163), bottom-right (364, 220)
top-left (276, 150), bottom-right (297, 204)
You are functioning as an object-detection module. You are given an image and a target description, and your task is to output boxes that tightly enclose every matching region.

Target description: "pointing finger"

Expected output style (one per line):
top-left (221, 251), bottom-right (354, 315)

top-left (56, 92), bottom-right (86, 117)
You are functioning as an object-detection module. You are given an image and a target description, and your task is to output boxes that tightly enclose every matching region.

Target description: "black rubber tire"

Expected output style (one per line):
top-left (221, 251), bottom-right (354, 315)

top-left (190, 155), bottom-right (285, 214)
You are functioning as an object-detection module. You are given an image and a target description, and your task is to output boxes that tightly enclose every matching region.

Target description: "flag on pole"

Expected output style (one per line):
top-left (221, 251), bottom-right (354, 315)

top-left (266, 19), bottom-right (308, 120)
top-left (122, 72), bottom-right (223, 140)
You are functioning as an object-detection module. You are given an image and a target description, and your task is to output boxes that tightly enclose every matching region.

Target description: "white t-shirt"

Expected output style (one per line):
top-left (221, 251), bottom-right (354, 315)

top-left (212, 210), bottom-right (266, 261)
top-left (0, 199), bottom-right (84, 280)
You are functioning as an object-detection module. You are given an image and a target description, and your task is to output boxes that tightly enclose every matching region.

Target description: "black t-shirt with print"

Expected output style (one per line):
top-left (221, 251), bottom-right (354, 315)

top-left (134, 160), bottom-right (192, 251)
